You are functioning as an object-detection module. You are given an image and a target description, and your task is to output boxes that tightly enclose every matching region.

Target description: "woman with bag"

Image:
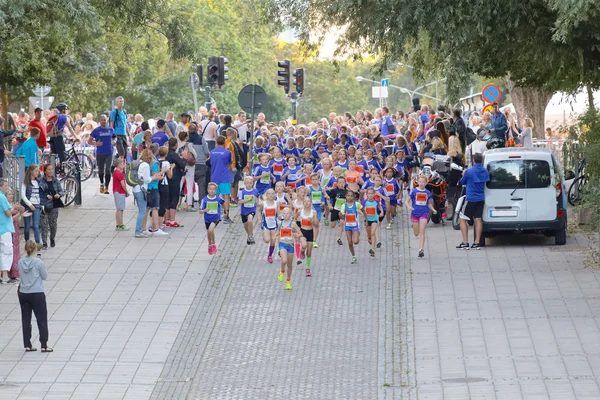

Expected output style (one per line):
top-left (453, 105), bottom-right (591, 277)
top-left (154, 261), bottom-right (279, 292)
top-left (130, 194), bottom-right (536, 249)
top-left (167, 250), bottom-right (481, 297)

top-left (177, 130), bottom-right (197, 212)
top-left (21, 165), bottom-right (42, 251)
top-left (39, 164), bottom-right (64, 249)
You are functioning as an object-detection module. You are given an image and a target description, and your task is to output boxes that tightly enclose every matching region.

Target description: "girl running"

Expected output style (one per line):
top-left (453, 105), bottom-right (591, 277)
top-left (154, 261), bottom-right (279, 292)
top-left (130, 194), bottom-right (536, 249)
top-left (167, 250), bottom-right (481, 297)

top-left (405, 175), bottom-right (437, 258)
top-left (327, 176), bottom-right (347, 246)
top-left (339, 190), bottom-right (364, 264)
top-left (199, 182), bottom-right (225, 255)
top-left (276, 207), bottom-right (302, 290)
top-left (382, 167), bottom-right (402, 230)
top-left (253, 153), bottom-right (273, 196)
top-left (308, 173), bottom-right (327, 247)
top-left (261, 189), bottom-right (279, 263)
top-left (238, 176), bottom-right (259, 245)
top-left (298, 196), bottom-right (318, 275)
top-left (362, 188), bottom-right (384, 257)
top-left (275, 181), bottom-right (292, 215)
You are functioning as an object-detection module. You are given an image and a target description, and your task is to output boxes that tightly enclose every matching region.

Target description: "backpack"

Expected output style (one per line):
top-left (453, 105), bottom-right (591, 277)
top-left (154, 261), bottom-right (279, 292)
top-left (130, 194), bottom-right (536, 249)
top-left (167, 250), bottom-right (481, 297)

top-left (179, 143), bottom-right (196, 166)
top-left (126, 160), bottom-right (144, 187)
top-left (233, 141), bottom-right (246, 170)
top-left (385, 117), bottom-right (397, 135)
top-left (46, 115), bottom-right (59, 137)
top-left (466, 127), bottom-right (477, 146)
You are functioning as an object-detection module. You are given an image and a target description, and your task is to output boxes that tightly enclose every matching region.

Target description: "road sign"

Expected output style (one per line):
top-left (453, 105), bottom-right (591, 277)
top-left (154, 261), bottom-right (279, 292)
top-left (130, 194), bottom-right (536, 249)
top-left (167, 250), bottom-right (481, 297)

top-left (238, 84), bottom-right (267, 113)
top-left (32, 85), bottom-right (51, 97)
top-left (372, 87), bottom-right (389, 99)
top-left (381, 78), bottom-right (389, 88)
top-left (482, 103), bottom-right (493, 113)
top-left (481, 83), bottom-right (501, 103)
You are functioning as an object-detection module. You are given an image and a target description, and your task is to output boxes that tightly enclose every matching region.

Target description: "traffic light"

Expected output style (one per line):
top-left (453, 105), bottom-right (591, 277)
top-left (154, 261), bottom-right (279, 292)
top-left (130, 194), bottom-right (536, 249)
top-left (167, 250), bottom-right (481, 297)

top-left (196, 64), bottom-right (204, 88)
top-left (277, 60), bottom-right (291, 94)
top-left (207, 56), bottom-right (219, 86)
top-left (293, 68), bottom-right (304, 93)
top-left (217, 56), bottom-right (229, 89)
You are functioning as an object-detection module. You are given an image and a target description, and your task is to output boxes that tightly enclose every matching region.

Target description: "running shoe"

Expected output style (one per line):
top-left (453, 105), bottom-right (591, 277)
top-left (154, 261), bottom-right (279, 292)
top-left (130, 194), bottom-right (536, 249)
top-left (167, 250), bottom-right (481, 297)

top-left (418, 249), bottom-right (424, 258)
top-left (386, 223), bottom-right (391, 230)
top-left (305, 268), bottom-right (311, 277)
top-left (456, 242), bottom-right (470, 250)
top-left (230, 203), bottom-right (238, 208)
top-left (223, 217), bottom-right (233, 224)
top-left (313, 242), bottom-right (318, 248)
top-left (99, 185), bottom-right (105, 194)
top-left (103, 190), bottom-right (110, 195)
top-left (153, 229), bottom-right (168, 236)
top-left (148, 227), bottom-right (157, 233)
top-left (324, 219), bottom-right (329, 226)
top-left (143, 230), bottom-right (152, 236)
top-left (351, 256), bottom-right (357, 264)
top-left (267, 256), bottom-right (273, 264)
top-left (188, 208), bottom-right (196, 212)
top-left (42, 244), bottom-right (48, 250)
top-left (442, 212), bottom-right (448, 220)
top-left (208, 244), bottom-right (214, 255)
top-left (247, 237), bottom-right (252, 245)
top-left (369, 249), bottom-right (375, 257)
top-left (135, 233), bottom-right (150, 239)
top-left (376, 241), bottom-right (382, 249)
top-left (285, 280), bottom-right (292, 290)
top-left (250, 236), bottom-right (256, 244)
top-left (121, 225), bottom-right (130, 231)
top-left (36, 243), bottom-right (42, 251)
top-left (213, 245), bottom-right (217, 254)
top-left (471, 243), bottom-right (481, 250)
top-left (337, 238), bottom-right (343, 246)
top-left (278, 270), bottom-right (285, 282)
top-left (170, 221), bottom-right (183, 228)
top-left (297, 259), bottom-right (302, 265)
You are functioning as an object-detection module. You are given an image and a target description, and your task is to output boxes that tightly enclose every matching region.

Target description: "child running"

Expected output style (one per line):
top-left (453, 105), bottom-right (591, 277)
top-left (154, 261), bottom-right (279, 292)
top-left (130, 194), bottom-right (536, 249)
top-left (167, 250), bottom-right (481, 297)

top-left (308, 172), bottom-right (327, 247)
top-left (298, 196), bottom-right (318, 275)
top-left (404, 175), bottom-right (437, 258)
top-left (199, 182), bottom-right (225, 255)
top-left (261, 189), bottom-right (279, 263)
top-left (339, 190), bottom-right (364, 264)
top-left (276, 207), bottom-right (302, 290)
top-left (238, 176), bottom-right (259, 245)
top-left (327, 176), bottom-right (347, 245)
top-left (362, 188), bottom-right (384, 257)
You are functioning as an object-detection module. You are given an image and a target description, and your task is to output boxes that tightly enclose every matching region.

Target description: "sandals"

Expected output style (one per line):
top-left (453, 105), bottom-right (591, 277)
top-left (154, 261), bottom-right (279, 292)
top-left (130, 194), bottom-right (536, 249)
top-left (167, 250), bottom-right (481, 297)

top-left (41, 348), bottom-right (53, 353)
top-left (25, 347), bottom-right (37, 352)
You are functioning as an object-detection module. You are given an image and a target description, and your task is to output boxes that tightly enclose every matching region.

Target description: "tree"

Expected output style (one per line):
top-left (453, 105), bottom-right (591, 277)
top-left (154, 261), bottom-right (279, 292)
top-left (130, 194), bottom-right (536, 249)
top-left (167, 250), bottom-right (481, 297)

top-left (268, 0), bottom-right (600, 137)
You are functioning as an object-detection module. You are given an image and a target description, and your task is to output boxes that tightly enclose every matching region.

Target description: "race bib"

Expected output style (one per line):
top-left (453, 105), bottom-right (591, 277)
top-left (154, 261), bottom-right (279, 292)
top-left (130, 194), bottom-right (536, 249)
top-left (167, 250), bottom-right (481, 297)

top-left (305, 176), bottom-right (311, 185)
top-left (273, 164), bottom-right (283, 175)
top-left (279, 201), bottom-right (288, 211)
top-left (415, 192), bottom-right (428, 206)
top-left (243, 195), bottom-right (255, 208)
top-left (287, 182), bottom-right (297, 189)
top-left (374, 193), bottom-right (381, 202)
top-left (265, 207), bottom-right (277, 228)
top-left (288, 174), bottom-right (297, 181)
top-left (301, 218), bottom-right (312, 228)
top-left (347, 175), bottom-right (357, 184)
top-left (356, 165), bottom-right (364, 174)
top-left (366, 206), bottom-right (376, 217)
top-left (334, 198), bottom-right (345, 211)
top-left (311, 191), bottom-right (322, 204)
top-left (385, 184), bottom-right (395, 196)
top-left (281, 227), bottom-right (292, 239)
top-left (260, 172), bottom-right (270, 184)
top-left (345, 213), bottom-right (357, 227)
top-left (207, 201), bottom-right (218, 215)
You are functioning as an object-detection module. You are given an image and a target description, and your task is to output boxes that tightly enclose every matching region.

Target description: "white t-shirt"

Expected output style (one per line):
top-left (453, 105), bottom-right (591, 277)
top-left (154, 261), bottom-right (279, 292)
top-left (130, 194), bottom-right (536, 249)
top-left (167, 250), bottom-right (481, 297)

top-left (200, 120), bottom-right (218, 142)
top-left (234, 120), bottom-right (248, 141)
top-left (159, 160), bottom-right (171, 185)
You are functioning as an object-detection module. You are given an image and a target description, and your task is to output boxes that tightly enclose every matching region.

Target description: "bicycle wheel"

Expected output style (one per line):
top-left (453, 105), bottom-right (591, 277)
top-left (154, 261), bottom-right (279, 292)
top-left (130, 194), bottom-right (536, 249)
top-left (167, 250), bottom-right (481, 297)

top-left (568, 175), bottom-right (587, 206)
top-left (61, 176), bottom-right (78, 207)
top-left (69, 153), bottom-right (94, 182)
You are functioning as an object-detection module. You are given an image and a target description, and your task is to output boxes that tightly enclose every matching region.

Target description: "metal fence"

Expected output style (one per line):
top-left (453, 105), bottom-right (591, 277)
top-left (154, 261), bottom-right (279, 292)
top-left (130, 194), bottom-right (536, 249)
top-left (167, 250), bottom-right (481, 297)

top-left (531, 139), bottom-right (581, 172)
top-left (1, 154), bottom-right (25, 202)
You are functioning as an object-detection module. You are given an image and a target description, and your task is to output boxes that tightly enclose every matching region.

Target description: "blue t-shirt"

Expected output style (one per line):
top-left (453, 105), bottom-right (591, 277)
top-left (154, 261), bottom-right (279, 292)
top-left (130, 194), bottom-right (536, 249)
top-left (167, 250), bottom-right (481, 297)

top-left (253, 164), bottom-right (272, 192)
top-left (270, 158), bottom-right (286, 182)
top-left (0, 192), bottom-right (14, 236)
top-left (148, 161), bottom-right (160, 190)
top-left (210, 147), bottom-right (233, 184)
top-left (110, 108), bottom-right (128, 136)
top-left (238, 188), bottom-right (259, 215)
top-left (410, 187), bottom-right (432, 217)
top-left (152, 131), bottom-right (169, 147)
top-left (56, 114), bottom-right (69, 133)
top-left (362, 199), bottom-right (381, 222)
top-left (283, 166), bottom-right (301, 188)
top-left (461, 164), bottom-right (490, 202)
top-left (90, 126), bottom-right (115, 156)
top-left (201, 195), bottom-right (225, 223)
top-left (283, 147), bottom-right (301, 158)
top-left (380, 116), bottom-right (394, 136)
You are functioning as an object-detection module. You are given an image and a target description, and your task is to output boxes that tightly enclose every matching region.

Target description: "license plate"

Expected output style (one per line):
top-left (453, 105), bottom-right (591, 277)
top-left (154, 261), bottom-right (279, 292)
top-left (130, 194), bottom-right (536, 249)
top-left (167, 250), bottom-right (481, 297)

top-left (490, 209), bottom-right (518, 217)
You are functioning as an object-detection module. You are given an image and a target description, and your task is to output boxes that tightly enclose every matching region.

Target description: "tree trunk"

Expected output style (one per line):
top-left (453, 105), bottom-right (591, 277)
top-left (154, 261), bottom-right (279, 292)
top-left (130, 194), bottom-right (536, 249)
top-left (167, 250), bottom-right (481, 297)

top-left (0, 84), bottom-right (8, 125)
top-left (504, 77), bottom-right (553, 139)
top-left (588, 86), bottom-right (595, 113)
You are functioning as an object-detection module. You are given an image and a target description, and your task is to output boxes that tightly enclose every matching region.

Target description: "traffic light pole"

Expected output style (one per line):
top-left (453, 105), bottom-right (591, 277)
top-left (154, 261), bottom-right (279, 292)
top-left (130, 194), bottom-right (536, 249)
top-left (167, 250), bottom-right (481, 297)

top-left (290, 92), bottom-right (298, 125)
top-left (204, 85), bottom-right (212, 111)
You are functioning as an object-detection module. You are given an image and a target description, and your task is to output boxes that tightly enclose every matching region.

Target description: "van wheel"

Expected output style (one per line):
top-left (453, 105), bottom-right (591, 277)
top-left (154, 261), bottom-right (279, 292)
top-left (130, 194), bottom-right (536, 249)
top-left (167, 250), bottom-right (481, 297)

top-left (555, 225), bottom-right (567, 245)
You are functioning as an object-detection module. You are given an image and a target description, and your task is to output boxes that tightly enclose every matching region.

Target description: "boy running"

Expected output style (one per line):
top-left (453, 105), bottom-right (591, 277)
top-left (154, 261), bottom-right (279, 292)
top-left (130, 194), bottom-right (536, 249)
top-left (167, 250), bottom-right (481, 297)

top-left (199, 182), bottom-right (225, 255)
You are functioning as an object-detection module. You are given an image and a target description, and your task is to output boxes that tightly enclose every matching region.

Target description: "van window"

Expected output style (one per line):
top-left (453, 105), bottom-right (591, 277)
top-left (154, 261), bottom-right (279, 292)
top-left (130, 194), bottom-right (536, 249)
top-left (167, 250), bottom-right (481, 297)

top-left (487, 159), bottom-right (551, 189)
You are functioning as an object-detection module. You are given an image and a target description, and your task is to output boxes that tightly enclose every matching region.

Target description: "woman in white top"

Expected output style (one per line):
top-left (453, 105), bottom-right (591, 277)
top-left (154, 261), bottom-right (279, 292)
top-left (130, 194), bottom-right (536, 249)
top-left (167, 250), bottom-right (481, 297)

top-left (519, 118), bottom-right (534, 148)
top-left (133, 149), bottom-right (158, 238)
top-left (21, 165), bottom-right (42, 249)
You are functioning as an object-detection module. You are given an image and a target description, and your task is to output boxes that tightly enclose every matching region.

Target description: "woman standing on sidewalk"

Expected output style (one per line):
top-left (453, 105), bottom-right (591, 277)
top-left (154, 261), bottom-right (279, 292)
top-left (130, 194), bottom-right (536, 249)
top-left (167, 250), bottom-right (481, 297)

top-left (21, 165), bottom-right (42, 251)
top-left (39, 164), bottom-right (63, 249)
top-left (18, 240), bottom-right (52, 352)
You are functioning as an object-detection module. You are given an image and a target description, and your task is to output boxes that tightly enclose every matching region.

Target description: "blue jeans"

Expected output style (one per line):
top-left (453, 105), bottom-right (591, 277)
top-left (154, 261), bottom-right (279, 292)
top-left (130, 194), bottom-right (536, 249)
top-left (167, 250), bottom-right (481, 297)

top-left (133, 191), bottom-right (147, 235)
top-left (24, 204), bottom-right (41, 243)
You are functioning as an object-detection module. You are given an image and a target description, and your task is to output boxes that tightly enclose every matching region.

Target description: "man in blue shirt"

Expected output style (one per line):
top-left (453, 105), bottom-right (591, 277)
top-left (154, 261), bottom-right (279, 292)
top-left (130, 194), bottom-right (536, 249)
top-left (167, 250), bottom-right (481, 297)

top-left (0, 178), bottom-right (15, 283)
top-left (210, 136), bottom-right (233, 224)
top-left (380, 106), bottom-right (396, 137)
top-left (491, 102), bottom-right (508, 142)
top-left (88, 114), bottom-right (115, 194)
top-left (49, 103), bottom-right (76, 168)
top-left (16, 128), bottom-right (40, 167)
top-left (152, 120), bottom-right (170, 146)
top-left (457, 152), bottom-right (490, 250)
top-left (109, 96), bottom-right (128, 161)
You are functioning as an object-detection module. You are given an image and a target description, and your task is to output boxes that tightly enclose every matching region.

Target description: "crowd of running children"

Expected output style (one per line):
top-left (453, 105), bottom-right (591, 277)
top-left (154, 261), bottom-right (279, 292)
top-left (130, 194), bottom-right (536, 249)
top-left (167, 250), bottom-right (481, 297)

top-left (197, 106), bottom-right (456, 290)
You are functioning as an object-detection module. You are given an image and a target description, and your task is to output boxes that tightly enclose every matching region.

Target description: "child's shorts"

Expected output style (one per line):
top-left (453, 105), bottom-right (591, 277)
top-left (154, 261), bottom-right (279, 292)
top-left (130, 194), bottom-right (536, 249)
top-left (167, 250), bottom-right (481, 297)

top-left (114, 192), bottom-right (126, 211)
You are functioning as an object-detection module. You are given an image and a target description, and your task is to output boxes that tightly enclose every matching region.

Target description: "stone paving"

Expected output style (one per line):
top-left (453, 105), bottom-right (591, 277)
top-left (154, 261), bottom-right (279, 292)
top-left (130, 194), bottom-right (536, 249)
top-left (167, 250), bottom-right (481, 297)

top-left (0, 176), bottom-right (599, 399)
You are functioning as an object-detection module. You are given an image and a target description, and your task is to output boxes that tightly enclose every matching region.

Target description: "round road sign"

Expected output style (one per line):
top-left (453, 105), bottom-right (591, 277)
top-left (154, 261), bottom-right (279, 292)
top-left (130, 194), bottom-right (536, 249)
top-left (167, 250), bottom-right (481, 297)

top-left (482, 103), bottom-right (493, 113)
top-left (238, 85), bottom-right (268, 114)
top-left (481, 84), bottom-right (501, 104)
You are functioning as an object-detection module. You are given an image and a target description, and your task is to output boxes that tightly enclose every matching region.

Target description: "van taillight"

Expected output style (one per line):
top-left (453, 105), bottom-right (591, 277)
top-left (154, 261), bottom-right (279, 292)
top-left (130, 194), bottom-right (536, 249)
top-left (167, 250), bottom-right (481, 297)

top-left (555, 183), bottom-right (562, 198)
top-left (557, 209), bottom-right (563, 218)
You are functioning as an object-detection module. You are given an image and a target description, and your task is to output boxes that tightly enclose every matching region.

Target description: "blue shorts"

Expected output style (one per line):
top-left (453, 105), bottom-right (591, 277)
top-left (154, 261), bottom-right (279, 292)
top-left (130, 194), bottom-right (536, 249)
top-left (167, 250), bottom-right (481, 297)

top-left (312, 204), bottom-right (323, 221)
top-left (217, 182), bottom-right (231, 196)
top-left (279, 242), bottom-right (294, 253)
top-left (389, 198), bottom-right (398, 207)
top-left (147, 188), bottom-right (159, 210)
top-left (345, 225), bottom-right (360, 232)
top-left (256, 185), bottom-right (269, 196)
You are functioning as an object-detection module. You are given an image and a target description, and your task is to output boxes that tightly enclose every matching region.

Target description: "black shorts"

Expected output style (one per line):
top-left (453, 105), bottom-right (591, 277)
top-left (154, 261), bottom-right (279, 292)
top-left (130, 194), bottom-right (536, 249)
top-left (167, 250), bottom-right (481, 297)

top-left (367, 220), bottom-right (379, 227)
top-left (462, 200), bottom-right (484, 220)
top-left (147, 188), bottom-right (160, 210)
top-left (205, 220), bottom-right (220, 230)
top-left (241, 212), bottom-right (255, 224)
top-left (300, 228), bottom-right (314, 242)
top-left (168, 179), bottom-right (181, 209)
top-left (330, 209), bottom-right (340, 222)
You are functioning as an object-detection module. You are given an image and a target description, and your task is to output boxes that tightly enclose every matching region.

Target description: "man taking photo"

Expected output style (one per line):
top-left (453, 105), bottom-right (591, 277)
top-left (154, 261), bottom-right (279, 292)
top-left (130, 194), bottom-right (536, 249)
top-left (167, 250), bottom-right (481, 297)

top-left (456, 152), bottom-right (489, 250)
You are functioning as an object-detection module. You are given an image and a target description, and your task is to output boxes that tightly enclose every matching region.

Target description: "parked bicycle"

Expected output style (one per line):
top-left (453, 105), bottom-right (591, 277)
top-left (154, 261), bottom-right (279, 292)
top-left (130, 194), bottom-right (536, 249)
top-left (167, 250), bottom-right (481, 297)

top-left (40, 145), bottom-right (95, 182)
top-left (567, 158), bottom-right (587, 206)
top-left (60, 158), bottom-right (81, 207)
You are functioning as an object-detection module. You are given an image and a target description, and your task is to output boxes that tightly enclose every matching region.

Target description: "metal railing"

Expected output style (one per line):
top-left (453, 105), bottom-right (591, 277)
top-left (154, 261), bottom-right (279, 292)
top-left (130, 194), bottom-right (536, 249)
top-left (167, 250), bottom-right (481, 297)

top-left (1, 154), bottom-right (25, 202)
top-left (531, 138), bottom-right (580, 172)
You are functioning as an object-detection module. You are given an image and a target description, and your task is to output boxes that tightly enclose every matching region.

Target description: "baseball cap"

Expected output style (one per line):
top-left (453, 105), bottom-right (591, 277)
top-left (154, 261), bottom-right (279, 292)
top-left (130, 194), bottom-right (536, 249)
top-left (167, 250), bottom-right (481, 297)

top-left (34, 107), bottom-right (43, 113)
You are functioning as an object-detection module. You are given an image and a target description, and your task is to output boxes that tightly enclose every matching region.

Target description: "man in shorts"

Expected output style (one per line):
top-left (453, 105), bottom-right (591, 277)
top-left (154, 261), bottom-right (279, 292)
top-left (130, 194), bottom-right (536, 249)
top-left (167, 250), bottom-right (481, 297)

top-left (457, 152), bottom-right (490, 250)
top-left (209, 136), bottom-right (234, 223)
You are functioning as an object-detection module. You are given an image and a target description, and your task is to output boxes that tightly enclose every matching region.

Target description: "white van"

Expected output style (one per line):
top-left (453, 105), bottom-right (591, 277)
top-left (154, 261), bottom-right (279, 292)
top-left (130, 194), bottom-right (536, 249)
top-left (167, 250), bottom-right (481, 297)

top-left (481, 148), bottom-right (567, 245)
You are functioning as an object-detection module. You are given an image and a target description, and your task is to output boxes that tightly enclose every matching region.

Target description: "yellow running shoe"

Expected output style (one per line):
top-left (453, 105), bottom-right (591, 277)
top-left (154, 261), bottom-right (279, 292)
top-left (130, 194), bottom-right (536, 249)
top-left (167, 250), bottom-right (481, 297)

top-left (285, 280), bottom-right (292, 290)
top-left (278, 270), bottom-right (285, 282)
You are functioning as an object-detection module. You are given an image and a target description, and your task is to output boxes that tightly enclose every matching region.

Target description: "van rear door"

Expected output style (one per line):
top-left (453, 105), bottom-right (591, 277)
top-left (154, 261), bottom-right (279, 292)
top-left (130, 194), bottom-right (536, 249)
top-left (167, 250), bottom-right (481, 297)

top-left (524, 155), bottom-right (555, 221)
top-left (483, 157), bottom-right (527, 223)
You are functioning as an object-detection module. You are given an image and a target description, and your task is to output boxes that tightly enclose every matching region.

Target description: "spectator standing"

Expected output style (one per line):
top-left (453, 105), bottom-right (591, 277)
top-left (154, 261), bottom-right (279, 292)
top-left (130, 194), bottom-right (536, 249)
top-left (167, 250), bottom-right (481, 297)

top-left (200, 110), bottom-right (218, 150)
top-left (165, 111), bottom-right (178, 138)
top-left (177, 131), bottom-right (197, 211)
top-left (0, 178), bottom-right (15, 284)
top-left (5, 188), bottom-right (24, 282)
top-left (133, 149), bottom-right (154, 238)
top-left (18, 239), bottom-right (52, 352)
top-left (519, 118), bottom-right (534, 148)
top-left (15, 128), bottom-right (40, 167)
top-left (456, 153), bottom-right (490, 250)
top-left (210, 136), bottom-right (233, 223)
top-left (152, 120), bottom-right (170, 146)
top-left (112, 159), bottom-right (129, 231)
top-left (88, 114), bottom-right (115, 194)
top-left (109, 96), bottom-right (128, 161)
top-left (449, 108), bottom-right (467, 155)
top-left (176, 113), bottom-right (190, 135)
top-left (28, 108), bottom-right (47, 149)
top-left (39, 164), bottom-right (63, 249)
top-left (490, 102), bottom-right (508, 142)
top-left (165, 137), bottom-right (187, 226)
top-left (21, 165), bottom-right (42, 250)
top-left (234, 111), bottom-right (249, 142)
top-left (188, 121), bottom-right (210, 202)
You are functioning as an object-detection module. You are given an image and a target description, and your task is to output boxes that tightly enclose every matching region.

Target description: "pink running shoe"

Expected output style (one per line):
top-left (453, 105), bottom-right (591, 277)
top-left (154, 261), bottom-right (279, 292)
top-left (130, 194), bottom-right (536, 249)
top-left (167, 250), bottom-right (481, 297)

top-left (213, 245), bottom-right (217, 254)
top-left (208, 244), bottom-right (214, 255)
top-left (442, 212), bottom-right (448, 220)
top-left (305, 268), bottom-right (312, 277)
top-left (267, 256), bottom-right (273, 264)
